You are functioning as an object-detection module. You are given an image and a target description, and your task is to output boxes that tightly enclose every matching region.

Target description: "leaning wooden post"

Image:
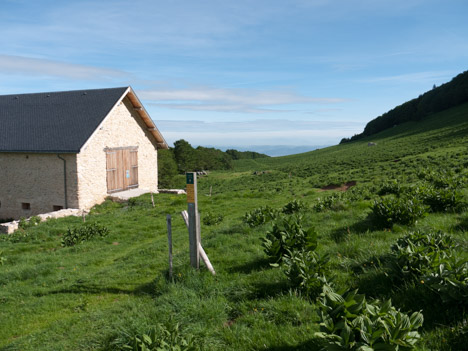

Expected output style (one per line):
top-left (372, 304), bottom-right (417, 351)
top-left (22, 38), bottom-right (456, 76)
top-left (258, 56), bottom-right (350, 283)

top-left (186, 172), bottom-right (200, 269)
top-left (166, 214), bottom-right (173, 280)
top-left (181, 209), bottom-right (215, 275)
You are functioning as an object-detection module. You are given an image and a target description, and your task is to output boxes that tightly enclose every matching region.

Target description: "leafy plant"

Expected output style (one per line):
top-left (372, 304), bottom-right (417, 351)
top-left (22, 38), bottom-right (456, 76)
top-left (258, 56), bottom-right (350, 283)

top-left (119, 322), bottom-right (201, 351)
top-left (282, 249), bottom-right (330, 298)
top-left (371, 196), bottom-right (427, 227)
top-left (202, 211), bottom-right (224, 226)
top-left (61, 223), bottom-right (109, 247)
top-left (282, 199), bottom-right (308, 214)
top-left (313, 193), bottom-right (346, 212)
top-left (391, 231), bottom-right (454, 278)
top-left (378, 180), bottom-right (402, 196)
top-left (0, 251), bottom-right (6, 265)
top-left (243, 206), bottom-right (278, 227)
top-left (423, 256), bottom-right (468, 304)
top-left (415, 185), bottom-right (466, 212)
top-left (18, 216), bottom-right (41, 230)
top-left (262, 215), bottom-right (317, 263)
top-left (417, 169), bottom-right (466, 189)
top-left (315, 285), bottom-right (424, 350)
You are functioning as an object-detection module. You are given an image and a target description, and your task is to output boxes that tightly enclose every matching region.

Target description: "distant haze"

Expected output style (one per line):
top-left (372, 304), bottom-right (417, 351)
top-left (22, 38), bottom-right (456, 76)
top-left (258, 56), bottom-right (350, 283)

top-left (206, 145), bottom-right (329, 157)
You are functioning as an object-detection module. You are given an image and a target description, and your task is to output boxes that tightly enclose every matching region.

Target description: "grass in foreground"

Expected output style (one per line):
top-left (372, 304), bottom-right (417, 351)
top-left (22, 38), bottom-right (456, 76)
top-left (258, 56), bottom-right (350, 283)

top-left (0, 105), bottom-right (467, 350)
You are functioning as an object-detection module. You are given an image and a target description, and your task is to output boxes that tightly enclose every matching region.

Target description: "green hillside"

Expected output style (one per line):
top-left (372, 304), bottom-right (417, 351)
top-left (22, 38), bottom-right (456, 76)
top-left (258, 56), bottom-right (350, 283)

top-left (0, 103), bottom-right (467, 350)
top-left (340, 70), bottom-right (468, 142)
top-left (233, 102), bottom-right (468, 178)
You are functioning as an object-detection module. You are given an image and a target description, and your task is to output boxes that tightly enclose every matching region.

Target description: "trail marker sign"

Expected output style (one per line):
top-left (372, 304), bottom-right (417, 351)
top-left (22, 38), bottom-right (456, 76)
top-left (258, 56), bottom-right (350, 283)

top-left (186, 172), bottom-right (199, 268)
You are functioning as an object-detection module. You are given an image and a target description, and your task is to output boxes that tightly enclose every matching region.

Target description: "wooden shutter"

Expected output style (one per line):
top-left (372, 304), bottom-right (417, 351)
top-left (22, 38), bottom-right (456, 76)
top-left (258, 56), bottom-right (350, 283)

top-left (106, 150), bottom-right (123, 193)
top-left (106, 147), bottom-right (138, 193)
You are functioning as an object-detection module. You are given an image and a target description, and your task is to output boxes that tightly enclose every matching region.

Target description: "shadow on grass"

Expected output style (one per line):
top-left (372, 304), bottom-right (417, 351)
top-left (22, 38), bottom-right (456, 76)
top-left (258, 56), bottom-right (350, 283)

top-left (34, 279), bottom-right (163, 298)
top-left (391, 281), bottom-right (467, 330)
top-left (254, 339), bottom-right (323, 351)
top-left (229, 256), bottom-right (271, 274)
top-left (453, 215), bottom-right (468, 233)
top-left (214, 223), bottom-right (251, 235)
top-left (330, 216), bottom-right (384, 242)
top-left (249, 280), bottom-right (291, 300)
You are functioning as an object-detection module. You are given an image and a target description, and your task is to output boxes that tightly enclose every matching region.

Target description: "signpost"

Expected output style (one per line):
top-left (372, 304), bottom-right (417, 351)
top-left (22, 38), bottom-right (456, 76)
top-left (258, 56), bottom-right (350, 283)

top-left (186, 172), bottom-right (200, 268)
top-left (183, 172), bottom-right (215, 275)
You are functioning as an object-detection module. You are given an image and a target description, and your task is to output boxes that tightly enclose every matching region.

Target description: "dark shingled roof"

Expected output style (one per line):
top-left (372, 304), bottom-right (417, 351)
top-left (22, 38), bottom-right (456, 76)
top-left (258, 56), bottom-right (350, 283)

top-left (0, 87), bottom-right (129, 153)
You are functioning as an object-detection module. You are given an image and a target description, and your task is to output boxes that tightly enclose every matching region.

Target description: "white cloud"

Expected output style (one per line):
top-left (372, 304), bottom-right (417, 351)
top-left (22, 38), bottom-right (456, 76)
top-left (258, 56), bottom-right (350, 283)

top-left (0, 54), bottom-right (127, 81)
top-left (362, 71), bottom-right (455, 84)
top-left (156, 118), bottom-right (361, 133)
top-left (140, 86), bottom-right (346, 113)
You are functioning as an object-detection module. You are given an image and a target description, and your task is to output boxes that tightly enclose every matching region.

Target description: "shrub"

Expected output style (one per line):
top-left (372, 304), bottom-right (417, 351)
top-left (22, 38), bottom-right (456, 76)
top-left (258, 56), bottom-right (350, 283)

top-left (243, 206), bottom-right (278, 227)
top-left (391, 231), bottom-right (454, 278)
top-left (315, 285), bottom-right (424, 350)
top-left (418, 169), bottom-right (466, 189)
top-left (378, 180), bottom-right (401, 196)
top-left (61, 223), bottom-right (109, 247)
top-left (18, 216), bottom-right (41, 230)
top-left (371, 196), bottom-right (427, 227)
top-left (202, 212), bottom-right (223, 226)
top-left (117, 322), bottom-right (201, 351)
top-left (416, 185), bottom-right (466, 212)
top-left (391, 231), bottom-right (468, 305)
top-left (262, 215), bottom-right (317, 263)
top-left (313, 193), bottom-right (346, 212)
top-left (282, 199), bottom-right (308, 214)
top-left (345, 184), bottom-right (375, 201)
top-left (423, 256), bottom-right (468, 304)
top-left (282, 249), bottom-right (329, 298)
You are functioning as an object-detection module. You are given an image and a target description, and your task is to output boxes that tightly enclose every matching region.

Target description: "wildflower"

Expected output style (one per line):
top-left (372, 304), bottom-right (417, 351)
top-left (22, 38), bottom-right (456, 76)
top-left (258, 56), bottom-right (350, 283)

top-left (420, 280), bottom-right (424, 284)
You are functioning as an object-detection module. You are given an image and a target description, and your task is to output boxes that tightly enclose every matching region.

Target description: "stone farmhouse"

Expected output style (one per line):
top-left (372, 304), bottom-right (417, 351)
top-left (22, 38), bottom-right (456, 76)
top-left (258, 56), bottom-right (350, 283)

top-left (0, 87), bottom-right (168, 220)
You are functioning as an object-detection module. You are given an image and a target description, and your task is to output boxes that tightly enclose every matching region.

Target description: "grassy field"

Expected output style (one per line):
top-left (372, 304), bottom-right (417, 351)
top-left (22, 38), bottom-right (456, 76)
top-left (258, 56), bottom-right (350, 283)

top-left (0, 104), bottom-right (467, 350)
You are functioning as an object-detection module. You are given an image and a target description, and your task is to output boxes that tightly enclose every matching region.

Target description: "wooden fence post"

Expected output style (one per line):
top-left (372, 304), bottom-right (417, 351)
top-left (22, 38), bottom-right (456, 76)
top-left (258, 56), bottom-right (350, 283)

top-left (181, 210), bottom-right (215, 275)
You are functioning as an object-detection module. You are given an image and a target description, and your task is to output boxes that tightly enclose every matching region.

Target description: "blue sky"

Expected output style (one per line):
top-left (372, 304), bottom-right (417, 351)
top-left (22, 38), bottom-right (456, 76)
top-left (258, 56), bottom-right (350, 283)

top-left (1, 0), bottom-right (467, 153)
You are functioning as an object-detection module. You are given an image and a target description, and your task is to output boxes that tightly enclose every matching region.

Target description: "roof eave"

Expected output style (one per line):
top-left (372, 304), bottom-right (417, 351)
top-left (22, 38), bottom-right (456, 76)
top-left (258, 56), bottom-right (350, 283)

top-left (0, 150), bottom-right (79, 154)
top-left (126, 87), bottom-right (169, 149)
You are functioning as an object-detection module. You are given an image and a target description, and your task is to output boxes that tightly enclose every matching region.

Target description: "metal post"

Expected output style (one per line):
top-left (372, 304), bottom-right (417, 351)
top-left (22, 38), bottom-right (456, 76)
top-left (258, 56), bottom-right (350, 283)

top-left (166, 214), bottom-right (173, 280)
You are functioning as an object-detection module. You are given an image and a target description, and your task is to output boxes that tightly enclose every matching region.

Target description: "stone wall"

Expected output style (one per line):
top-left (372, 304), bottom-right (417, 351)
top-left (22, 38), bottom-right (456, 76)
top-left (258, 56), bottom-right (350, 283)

top-left (0, 153), bottom-right (78, 220)
top-left (76, 97), bottom-right (159, 209)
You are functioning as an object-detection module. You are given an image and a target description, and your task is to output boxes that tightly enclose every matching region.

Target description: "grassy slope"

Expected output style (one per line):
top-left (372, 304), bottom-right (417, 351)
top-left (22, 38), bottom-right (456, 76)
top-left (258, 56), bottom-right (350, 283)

top-left (0, 104), bottom-right (467, 350)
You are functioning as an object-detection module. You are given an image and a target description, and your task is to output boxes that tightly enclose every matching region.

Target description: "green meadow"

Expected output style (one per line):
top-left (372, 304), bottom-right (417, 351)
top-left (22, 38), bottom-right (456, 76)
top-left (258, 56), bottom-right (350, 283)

top-left (0, 104), bottom-right (467, 350)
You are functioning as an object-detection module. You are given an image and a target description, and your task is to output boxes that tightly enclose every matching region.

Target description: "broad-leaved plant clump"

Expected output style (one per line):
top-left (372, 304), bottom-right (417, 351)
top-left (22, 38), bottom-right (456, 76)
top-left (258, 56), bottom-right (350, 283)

top-left (262, 215), bottom-right (317, 263)
top-left (315, 285), bottom-right (424, 350)
top-left (243, 205), bottom-right (278, 227)
top-left (281, 249), bottom-right (330, 299)
top-left (118, 322), bottom-right (201, 351)
top-left (313, 193), bottom-right (347, 212)
top-left (391, 231), bottom-right (468, 305)
top-left (371, 196), bottom-right (427, 227)
top-left (202, 211), bottom-right (224, 226)
top-left (415, 185), bottom-right (466, 213)
top-left (424, 255), bottom-right (468, 304)
top-left (282, 199), bottom-right (308, 214)
top-left (61, 223), bottom-right (109, 247)
top-left (391, 230), bottom-right (454, 278)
